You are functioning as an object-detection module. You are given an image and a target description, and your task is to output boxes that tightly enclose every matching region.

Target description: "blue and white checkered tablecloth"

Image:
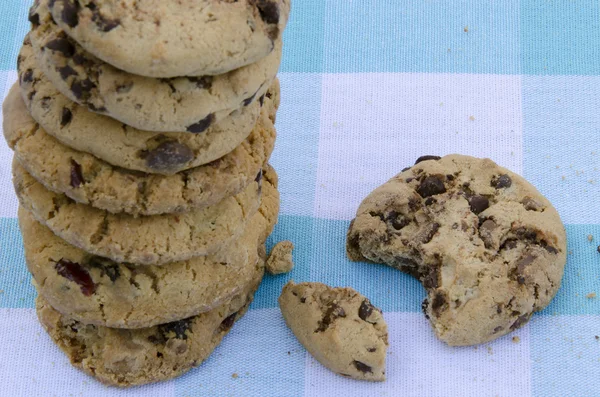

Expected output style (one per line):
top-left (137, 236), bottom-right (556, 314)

top-left (1, 1), bottom-right (600, 396)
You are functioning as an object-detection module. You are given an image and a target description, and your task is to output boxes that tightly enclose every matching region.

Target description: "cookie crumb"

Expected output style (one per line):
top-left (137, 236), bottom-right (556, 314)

top-left (588, 235), bottom-right (594, 242)
top-left (464, 26), bottom-right (469, 32)
top-left (586, 292), bottom-right (597, 299)
top-left (597, 245), bottom-right (600, 254)
top-left (232, 373), bottom-right (238, 379)
top-left (0, 290), bottom-right (4, 295)
top-left (487, 346), bottom-right (493, 355)
top-left (512, 336), bottom-right (520, 343)
top-left (266, 241), bottom-right (295, 275)
top-left (595, 336), bottom-right (599, 340)
top-left (469, 115), bottom-right (475, 121)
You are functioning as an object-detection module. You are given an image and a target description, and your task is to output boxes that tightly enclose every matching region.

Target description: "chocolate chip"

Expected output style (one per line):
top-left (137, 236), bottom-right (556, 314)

top-left (415, 155), bottom-right (441, 164)
top-left (159, 318), bottom-right (193, 339)
top-left (259, 94), bottom-right (265, 106)
top-left (358, 300), bottom-right (375, 322)
top-left (45, 38), bottom-right (75, 57)
top-left (369, 211), bottom-right (385, 221)
top-left (21, 69), bottom-right (33, 83)
top-left (60, 107), bottom-right (72, 127)
top-left (387, 211), bottom-right (409, 230)
top-left (424, 197), bottom-right (436, 206)
top-left (431, 291), bottom-right (448, 317)
top-left (353, 361), bottom-right (372, 374)
top-left (218, 312), bottom-right (238, 333)
top-left (72, 53), bottom-right (86, 65)
top-left (540, 240), bottom-right (558, 254)
top-left (255, 170), bottom-right (263, 183)
top-left (58, 65), bottom-right (77, 80)
top-left (88, 257), bottom-right (120, 282)
top-left (55, 259), bottom-right (96, 296)
top-left (422, 265), bottom-right (440, 289)
top-left (516, 253), bottom-right (537, 279)
top-left (367, 347), bottom-right (377, 352)
top-left (255, 0), bottom-right (280, 24)
top-left (40, 96), bottom-right (52, 110)
top-left (491, 174), bottom-right (512, 189)
top-left (510, 313), bottom-right (531, 330)
top-left (496, 304), bottom-right (503, 314)
top-left (28, 8), bottom-right (40, 26)
top-left (61, 0), bottom-right (80, 27)
top-left (91, 11), bottom-right (119, 32)
top-left (417, 176), bottom-right (446, 198)
top-left (446, 174), bottom-right (455, 181)
top-left (70, 78), bottom-right (95, 101)
top-left (144, 141), bottom-right (194, 171)
top-left (187, 76), bottom-right (212, 89)
top-left (401, 166), bottom-right (411, 172)
top-left (493, 326), bottom-right (503, 333)
top-left (421, 223), bottom-right (440, 244)
top-left (315, 303), bottom-right (346, 332)
top-left (187, 114), bottom-right (215, 133)
top-left (300, 297), bottom-right (306, 303)
top-left (70, 159), bottom-right (84, 187)
top-left (421, 298), bottom-right (430, 319)
top-left (469, 195), bottom-right (489, 214)
top-left (514, 227), bottom-right (537, 241)
top-left (501, 239), bottom-right (518, 250)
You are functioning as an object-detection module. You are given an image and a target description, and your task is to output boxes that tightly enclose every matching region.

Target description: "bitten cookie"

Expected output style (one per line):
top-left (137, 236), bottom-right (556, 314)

top-left (42, 0), bottom-right (290, 78)
top-left (279, 281), bottom-right (388, 381)
top-left (13, 161), bottom-right (267, 265)
top-left (4, 83), bottom-right (276, 216)
top-left (26, 5), bottom-right (282, 132)
top-left (347, 155), bottom-right (567, 346)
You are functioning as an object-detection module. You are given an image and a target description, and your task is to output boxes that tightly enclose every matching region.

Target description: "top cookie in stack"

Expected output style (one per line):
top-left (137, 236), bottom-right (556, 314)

top-left (2, 0), bottom-right (290, 387)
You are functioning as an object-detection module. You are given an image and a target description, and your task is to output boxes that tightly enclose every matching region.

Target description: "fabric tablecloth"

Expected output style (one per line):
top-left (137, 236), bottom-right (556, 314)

top-left (1, 1), bottom-right (600, 396)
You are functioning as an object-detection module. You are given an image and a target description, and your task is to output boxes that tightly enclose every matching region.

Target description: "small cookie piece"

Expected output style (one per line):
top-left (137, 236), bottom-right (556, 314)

top-left (347, 154), bottom-right (567, 346)
top-left (15, 43), bottom-right (279, 173)
top-left (36, 270), bottom-right (263, 387)
top-left (27, 6), bottom-right (282, 132)
top-left (4, 82), bottom-right (276, 216)
top-left (13, 161), bottom-right (268, 265)
top-left (43, 0), bottom-right (290, 78)
top-left (279, 281), bottom-right (388, 381)
top-left (266, 240), bottom-right (294, 275)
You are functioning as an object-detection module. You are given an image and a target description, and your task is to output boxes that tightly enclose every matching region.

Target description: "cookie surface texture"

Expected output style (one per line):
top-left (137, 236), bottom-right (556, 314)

top-left (279, 281), bottom-right (388, 381)
top-left (347, 154), bottom-right (567, 346)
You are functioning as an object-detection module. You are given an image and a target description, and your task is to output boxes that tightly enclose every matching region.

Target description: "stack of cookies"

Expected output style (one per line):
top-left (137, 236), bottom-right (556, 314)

top-left (3, 0), bottom-right (289, 387)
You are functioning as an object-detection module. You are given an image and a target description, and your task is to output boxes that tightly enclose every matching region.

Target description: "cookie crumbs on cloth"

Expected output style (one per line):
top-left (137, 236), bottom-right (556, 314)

top-left (512, 336), bottom-right (520, 343)
top-left (266, 241), bottom-right (295, 275)
top-left (588, 235), bottom-right (594, 242)
top-left (586, 293), bottom-right (597, 299)
top-left (278, 281), bottom-right (388, 382)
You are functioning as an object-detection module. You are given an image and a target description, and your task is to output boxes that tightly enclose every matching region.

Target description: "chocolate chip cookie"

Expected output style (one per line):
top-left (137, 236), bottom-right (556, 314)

top-left (279, 281), bottom-right (388, 381)
top-left (36, 269), bottom-right (263, 387)
top-left (27, 4), bottom-right (282, 132)
top-left (41, 0), bottom-right (290, 78)
top-left (13, 160), bottom-right (265, 266)
top-left (20, 181), bottom-right (278, 327)
top-left (17, 41), bottom-right (279, 173)
top-left (4, 84), bottom-right (276, 216)
top-left (347, 155), bottom-right (567, 346)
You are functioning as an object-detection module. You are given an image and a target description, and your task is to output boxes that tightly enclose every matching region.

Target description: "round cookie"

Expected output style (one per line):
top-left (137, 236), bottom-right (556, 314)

top-left (13, 160), bottom-right (264, 266)
top-left (3, 85), bottom-right (276, 216)
top-left (17, 46), bottom-right (278, 173)
top-left (279, 281), bottom-right (388, 381)
top-left (26, 6), bottom-right (282, 132)
top-left (18, 39), bottom-right (279, 174)
top-left (36, 270), bottom-right (263, 387)
top-left (41, 0), bottom-right (290, 78)
top-left (20, 183), bottom-right (278, 328)
top-left (346, 155), bottom-right (567, 346)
